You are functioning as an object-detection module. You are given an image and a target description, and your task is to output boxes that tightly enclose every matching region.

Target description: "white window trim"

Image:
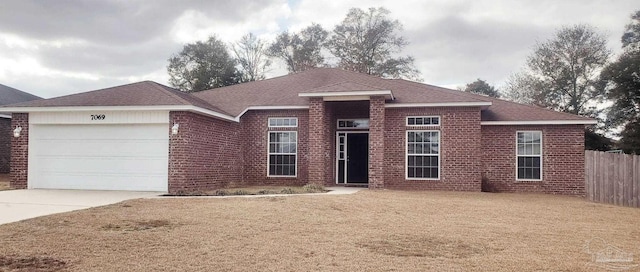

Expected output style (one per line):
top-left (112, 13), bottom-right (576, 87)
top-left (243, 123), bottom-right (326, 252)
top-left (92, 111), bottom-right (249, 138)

top-left (405, 130), bottom-right (441, 181)
top-left (336, 118), bottom-right (370, 129)
top-left (406, 116), bottom-right (441, 127)
top-left (267, 131), bottom-right (298, 178)
top-left (268, 117), bottom-right (298, 128)
top-left (515, 130), bottom-right (543, 181)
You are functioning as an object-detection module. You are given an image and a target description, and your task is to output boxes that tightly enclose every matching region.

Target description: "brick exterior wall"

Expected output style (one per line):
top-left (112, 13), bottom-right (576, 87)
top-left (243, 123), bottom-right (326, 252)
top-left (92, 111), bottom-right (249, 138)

top-left (308, 98), bottom-right (329, 186)
top-left (384, 107), bottom-right (482, 191)
top-left (368, 96), bottom-right (385, 189)
top-left (481, 125), bottom-right (585, 195)
top-left (10, 113), bottom-right (28, 189)
top-left (168, 111), bottom-right (242, 194)
top-left (0, 118), bottom-right (10, 174)
top-left (8, 106), bottom-right (587, 195)
top-left (239, 109), bottom-right (309, 187)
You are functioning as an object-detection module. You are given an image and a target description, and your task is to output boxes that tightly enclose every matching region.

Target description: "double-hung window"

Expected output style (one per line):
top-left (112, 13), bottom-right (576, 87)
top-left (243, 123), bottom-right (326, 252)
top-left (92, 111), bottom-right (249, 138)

top-left (267, 117), bottom-right (298, 177)
top-left (516, 131), bottom-right (542, 180)
top-left (406, 131), bottom-right (440, 179)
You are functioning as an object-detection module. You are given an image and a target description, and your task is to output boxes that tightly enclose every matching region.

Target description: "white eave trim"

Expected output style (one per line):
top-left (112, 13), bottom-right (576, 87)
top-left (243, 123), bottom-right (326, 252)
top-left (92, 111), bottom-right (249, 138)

top-left (385, 102), bottom-right (492, 108)
top-left (236, 105), bottom-right (309, 120)
top-left (0, 105), bottom-right (312, 123)
top-left (0, 114), bottom-right (10, 119)
top-left (481, 120), bottom-right (598, 125)
top-left (299, 90), bottom-right (394, 100)
top-left (0, 105), bottom-right (238, 122)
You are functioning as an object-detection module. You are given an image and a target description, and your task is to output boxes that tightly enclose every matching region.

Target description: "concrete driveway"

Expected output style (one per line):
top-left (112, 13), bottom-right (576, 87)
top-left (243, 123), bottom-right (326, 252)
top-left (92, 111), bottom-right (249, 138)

top-left (0, 189), bottom-right (160, 225)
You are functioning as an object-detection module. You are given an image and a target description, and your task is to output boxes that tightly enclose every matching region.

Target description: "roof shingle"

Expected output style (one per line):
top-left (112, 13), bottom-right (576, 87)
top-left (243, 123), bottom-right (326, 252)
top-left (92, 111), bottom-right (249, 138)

top-left (2, 68), bottom-right (593, 123)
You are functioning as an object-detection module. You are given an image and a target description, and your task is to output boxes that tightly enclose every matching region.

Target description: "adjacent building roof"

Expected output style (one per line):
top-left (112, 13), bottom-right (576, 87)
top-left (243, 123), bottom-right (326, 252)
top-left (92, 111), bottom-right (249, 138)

top-left (0, 84), bottom-right (41, 106)
top-left (0, 68), bottom-right (595, 124)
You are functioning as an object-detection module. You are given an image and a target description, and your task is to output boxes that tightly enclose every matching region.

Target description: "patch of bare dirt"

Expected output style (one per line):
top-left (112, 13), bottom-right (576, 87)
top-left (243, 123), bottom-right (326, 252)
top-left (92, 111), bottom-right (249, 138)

top-left (359, 234), bottom-right (496, 258)
top-left (100, 219), bottom-right (173, 231)
top-left (167, 184), bottom-right (327, 196)
top-left (0, 256), bottom-right (66, 272)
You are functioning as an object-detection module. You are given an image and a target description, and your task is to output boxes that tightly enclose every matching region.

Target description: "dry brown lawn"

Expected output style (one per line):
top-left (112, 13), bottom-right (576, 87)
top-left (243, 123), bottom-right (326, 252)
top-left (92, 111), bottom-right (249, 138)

top-left (0, 174), bottom-right (10, 191)
top-left (0, 190), bottom-right (639, 271)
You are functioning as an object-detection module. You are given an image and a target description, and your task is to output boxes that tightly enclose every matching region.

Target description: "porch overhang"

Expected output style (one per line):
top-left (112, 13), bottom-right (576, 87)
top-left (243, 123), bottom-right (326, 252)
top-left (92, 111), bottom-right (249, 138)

top-left (299, 90), bottom-right (394, 101)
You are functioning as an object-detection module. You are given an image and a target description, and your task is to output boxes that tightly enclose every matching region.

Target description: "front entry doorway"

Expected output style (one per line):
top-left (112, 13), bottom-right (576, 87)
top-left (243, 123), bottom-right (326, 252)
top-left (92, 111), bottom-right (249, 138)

top-left (336, 132), bottom-right (369, 184)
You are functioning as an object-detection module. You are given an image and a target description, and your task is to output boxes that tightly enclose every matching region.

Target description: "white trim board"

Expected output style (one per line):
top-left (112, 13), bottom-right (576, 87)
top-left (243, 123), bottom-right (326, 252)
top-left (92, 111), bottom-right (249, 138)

top-left (385, 102), bottom-right (492, 108)
top-left (235, 106), bottom-right (309, 120)
top-left (1, 104), bottom-right (596, 126)
top-left (481, 120), bottom-right (597, 125)
top-left (0, 105), bottom-right (311, 123)
top-left (299, 90), bottom-right (393, 98)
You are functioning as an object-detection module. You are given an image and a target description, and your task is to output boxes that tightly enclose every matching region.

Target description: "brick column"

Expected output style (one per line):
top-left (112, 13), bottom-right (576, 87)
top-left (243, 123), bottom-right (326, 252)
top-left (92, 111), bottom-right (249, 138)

top-left (10, 113), bottom-right (29, 189)
top-left (308, 98), bottom-right (327, 185)
top-left (168, 111), bottom-right (190, 194)
top-left (369, 96), bottom-right (385, 189)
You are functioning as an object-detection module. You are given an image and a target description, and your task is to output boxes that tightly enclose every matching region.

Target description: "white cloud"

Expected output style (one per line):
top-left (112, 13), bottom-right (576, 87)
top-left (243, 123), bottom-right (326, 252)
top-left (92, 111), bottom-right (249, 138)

top-left (0, 0), bottom-right (638, 98)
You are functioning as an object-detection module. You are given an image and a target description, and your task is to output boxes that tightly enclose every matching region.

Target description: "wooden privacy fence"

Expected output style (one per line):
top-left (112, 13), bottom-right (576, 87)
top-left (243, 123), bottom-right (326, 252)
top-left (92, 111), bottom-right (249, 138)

top-left (585, 150), bottom-right (640, 208)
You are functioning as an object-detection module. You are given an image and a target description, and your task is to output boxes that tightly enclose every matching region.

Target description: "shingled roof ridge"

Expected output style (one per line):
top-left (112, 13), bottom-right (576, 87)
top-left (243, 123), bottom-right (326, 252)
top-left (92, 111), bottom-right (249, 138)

top-left (195, 69), bottom-right (316, 94)
top-left (481, 95), bottom-right (594, 120)
top-left (390, 79), bottom-right (592, 120)
top-left (144, 81), bottom-right (234, 115)
top-left (302, 80), bottom-right (387, 92)
top-left (390, 79), bottom-right (488, 102)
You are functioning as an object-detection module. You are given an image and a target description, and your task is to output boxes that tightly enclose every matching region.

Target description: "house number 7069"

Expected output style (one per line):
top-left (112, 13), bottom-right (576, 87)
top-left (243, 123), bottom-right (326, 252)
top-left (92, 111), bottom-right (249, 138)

top-left (91, 114), bottom-right (106, 120)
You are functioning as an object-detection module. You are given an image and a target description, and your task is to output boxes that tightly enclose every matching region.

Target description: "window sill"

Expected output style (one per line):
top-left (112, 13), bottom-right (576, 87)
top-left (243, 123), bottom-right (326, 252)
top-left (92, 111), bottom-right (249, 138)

top-left (515, 179), bottom-right (542, 183)
top-left (406, 178), bottom-right (441, 181)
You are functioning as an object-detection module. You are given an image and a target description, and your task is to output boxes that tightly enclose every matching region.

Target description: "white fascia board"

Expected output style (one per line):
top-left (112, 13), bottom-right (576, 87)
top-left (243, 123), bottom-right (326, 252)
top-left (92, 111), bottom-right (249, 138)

top-left (0, 105), bottom-right (315, 123)
top-left (385, 102), bottom-right (492, 108)
top-left (481, 120), bottom-right (598, 125)
top-left (235, 105), bottom-right (309, 120)
top-left (299, 90), bottom-right (394, 100)
top-left (0, 114), bottom-right (10, 119)
top-left (0, 105), bottom-right (238, 122)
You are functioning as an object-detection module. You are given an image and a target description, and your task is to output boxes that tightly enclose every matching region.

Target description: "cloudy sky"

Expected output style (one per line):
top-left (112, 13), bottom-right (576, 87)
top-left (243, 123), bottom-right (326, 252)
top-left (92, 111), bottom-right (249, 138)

top-left (0, 0), bottom-right (637, 98)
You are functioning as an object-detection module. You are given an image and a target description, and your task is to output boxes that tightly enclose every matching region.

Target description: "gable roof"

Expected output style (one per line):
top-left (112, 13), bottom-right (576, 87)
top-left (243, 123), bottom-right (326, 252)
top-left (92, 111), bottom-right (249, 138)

top-left (193, 68), bottom-right (491, 116)
top-left (4, 81), bottom-right (229, 115)
top-left (0, 68), bottom-right (595, 124)
top-left (0, 84), bottom-right (41, 105)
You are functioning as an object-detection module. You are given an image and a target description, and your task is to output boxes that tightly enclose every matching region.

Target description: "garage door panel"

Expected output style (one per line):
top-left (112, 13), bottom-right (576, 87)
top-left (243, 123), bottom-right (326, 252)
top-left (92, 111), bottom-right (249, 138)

top-left (33, 124), bottom-right (168, 139)
top-left (34, 140), bottom-right (168, 157)
top-left (29, 124), bottom-right (169, 191)
top-left (33, 173), bottom-right (166, 191)
top-left (35, 157), bottom-right (168, 173)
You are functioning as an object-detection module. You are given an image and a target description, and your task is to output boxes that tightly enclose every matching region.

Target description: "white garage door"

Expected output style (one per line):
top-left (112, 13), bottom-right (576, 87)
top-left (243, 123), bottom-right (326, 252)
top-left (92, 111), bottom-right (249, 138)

top-left (29, 124), bottom-right (169, 191)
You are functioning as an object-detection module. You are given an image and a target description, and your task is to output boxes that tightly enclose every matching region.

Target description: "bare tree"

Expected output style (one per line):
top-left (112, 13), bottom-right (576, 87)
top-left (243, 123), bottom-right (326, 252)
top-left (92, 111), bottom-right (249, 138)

top-left (505, 25), bottom-right (610, 116)
top-left (326, 7), bottom-right (420, 80)
top-left (232, 33), bottom-right (272, 82)
top-left (268, 23), bottom-right (328, 73)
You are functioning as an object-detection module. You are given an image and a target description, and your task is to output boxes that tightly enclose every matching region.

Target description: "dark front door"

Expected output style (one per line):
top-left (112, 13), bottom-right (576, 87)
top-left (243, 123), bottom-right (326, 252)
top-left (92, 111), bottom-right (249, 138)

top-left (346, 133), bottom-right (368, 183)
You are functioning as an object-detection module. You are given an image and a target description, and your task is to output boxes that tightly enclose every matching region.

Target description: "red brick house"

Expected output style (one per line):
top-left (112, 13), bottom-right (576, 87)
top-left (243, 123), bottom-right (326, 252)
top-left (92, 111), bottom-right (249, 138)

top-left (0, 68), bottom-right (595, 194)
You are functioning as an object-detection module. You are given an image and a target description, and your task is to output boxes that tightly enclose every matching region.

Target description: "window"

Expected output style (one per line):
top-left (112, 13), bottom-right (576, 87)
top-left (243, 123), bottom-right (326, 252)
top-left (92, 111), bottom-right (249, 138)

top-left (268, 131), bottom-right (297, 176)
top-left (407, 116), bottom-right (440, 126)
top-left (337, 119), bottom-right (369, 129)
top-left (268, 117), bottom-right (298, 128)
top-left (406, 131), bottom-right (440, 179)
top-left (516, 131), bottom-right (542, 180)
